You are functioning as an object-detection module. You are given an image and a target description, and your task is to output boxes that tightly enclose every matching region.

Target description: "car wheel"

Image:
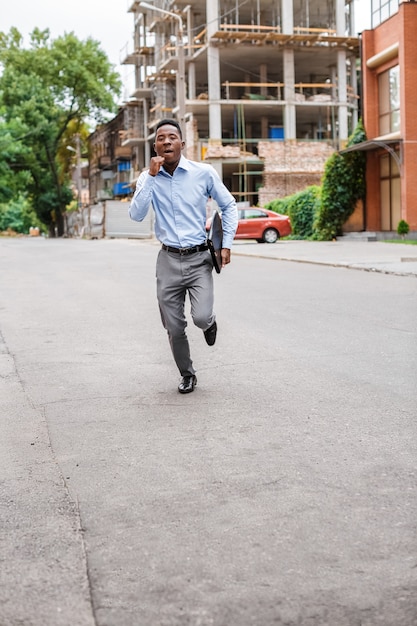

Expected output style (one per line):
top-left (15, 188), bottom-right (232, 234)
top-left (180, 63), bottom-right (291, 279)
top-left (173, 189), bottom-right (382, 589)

top-left (262, 228), bottom-right (279, 243)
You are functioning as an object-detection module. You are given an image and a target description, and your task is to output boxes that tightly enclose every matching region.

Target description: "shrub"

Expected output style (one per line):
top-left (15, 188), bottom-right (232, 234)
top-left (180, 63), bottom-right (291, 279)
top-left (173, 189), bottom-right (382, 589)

top-left (313, 152), bottom-right (352, 240)
top-left (287, 186), bottom-right (321, 239)
top-left (266, 186), bottom-right (321, 239)
top-left (314, 120), bottom-right (366, 240)
top-left (265, 197), bottom-right (289, 215)
top-left (397, 219), bottom-right (410, 238)
top-left (0, 196), bottom-right (44, 234)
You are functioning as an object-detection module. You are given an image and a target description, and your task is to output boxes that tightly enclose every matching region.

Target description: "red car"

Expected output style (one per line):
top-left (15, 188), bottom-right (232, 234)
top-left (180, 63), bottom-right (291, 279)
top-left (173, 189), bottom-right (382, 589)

top-left (207, 207), bottom-right (291, 243)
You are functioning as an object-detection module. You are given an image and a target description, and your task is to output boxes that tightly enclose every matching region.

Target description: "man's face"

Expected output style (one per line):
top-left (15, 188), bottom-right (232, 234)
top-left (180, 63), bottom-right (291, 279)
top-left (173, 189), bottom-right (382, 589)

top-left (153, 124), bottom-right (184, 166)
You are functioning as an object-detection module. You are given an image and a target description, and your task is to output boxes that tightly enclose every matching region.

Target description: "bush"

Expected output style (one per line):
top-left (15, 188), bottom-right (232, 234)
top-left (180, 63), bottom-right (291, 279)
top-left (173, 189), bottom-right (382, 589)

top-left (266, 186), bottom-right (321, 239)
top-left (284, 186), bottom-right (320, 239)
top-left (264, 197), bottom-right (289, 215)
top-left (287, 186), bottom-right (321, 239)
top-left (314, 120), bottom-right (366, 240)
top-left (397, 220), bottom-right (410, 238)
top-left (313, 152), bottom-right (352, 240)
top-left (0, 196), bottom-right (44, 234)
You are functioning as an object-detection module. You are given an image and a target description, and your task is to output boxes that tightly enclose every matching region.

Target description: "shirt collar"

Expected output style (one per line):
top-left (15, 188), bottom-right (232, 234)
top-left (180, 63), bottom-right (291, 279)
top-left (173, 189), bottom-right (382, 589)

top-left (176, 155), bottom-right (190, 171)
top-left (160, 155), bottom-right (189, 175)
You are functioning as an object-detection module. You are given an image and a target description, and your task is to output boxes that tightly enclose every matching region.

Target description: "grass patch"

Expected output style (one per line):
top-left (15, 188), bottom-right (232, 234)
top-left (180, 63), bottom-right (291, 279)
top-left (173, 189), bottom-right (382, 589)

top-left (383, 239), bottom-right (417, 245)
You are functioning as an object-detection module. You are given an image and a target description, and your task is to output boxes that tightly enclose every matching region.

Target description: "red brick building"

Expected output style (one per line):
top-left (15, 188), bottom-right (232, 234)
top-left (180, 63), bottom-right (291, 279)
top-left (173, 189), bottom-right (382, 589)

top-left (355, 1), bottom-right (417, 233)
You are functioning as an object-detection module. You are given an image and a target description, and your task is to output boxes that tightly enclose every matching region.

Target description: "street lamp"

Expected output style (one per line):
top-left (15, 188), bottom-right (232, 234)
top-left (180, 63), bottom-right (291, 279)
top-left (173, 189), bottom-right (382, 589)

top-left (139, 2), bottom-right (186, 136)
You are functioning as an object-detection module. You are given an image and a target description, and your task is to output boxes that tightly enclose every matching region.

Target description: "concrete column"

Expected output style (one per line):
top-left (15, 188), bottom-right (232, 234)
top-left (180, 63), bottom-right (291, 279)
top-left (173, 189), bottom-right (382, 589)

top-left (338, 49), bottom-right (348, 142)
top-left (206, 0), bottom-right (219, 37)
top-left (336, 0), bottom-right (346, 36)
top-left (188, 62), bottom-right (196, 100)
top-left (260, 64), bottom-right (268, 97)
top-left (350, 55), bottom-right (358, 129)
top-left (186, 6), bottom-right (195, 100)
top-left (281, 0), bottom-right (293, 33)
top-left (206, 0), bottom-right (222, 141)
top-left (283, 48), bottom-right (296, 140)
top-left (331, 65), bottom-right (337, 100)
top-left (349, 0), bottom-right (356, 35)
top-left (206, 0), bottom-right (222, 176)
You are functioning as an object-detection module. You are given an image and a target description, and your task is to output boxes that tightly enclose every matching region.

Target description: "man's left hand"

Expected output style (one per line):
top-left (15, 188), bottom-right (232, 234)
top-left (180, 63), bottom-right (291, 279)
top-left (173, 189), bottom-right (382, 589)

top-left (221, 248), bottom-right (231, 268)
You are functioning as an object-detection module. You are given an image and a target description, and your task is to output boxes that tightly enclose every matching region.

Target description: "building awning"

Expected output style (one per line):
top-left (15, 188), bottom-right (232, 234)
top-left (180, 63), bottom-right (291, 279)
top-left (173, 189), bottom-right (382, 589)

top-left (340, 138), bottom-right (403, 172)
top-left (340, 138), bottom-right (402, 155)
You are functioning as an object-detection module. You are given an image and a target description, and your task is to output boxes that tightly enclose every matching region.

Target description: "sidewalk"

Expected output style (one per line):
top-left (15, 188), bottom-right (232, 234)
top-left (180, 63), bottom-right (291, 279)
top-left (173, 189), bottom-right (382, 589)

top-left (231, 239), bottom-right (417, 276)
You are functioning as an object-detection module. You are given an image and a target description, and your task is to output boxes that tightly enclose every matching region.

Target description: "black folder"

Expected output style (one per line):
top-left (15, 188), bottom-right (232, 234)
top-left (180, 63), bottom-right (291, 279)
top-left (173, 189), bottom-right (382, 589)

top-left (207, 211), bottom-right (223, 274)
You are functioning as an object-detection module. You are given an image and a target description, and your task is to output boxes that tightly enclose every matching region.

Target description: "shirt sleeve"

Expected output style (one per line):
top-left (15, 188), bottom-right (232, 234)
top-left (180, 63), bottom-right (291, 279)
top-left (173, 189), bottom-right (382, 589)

top-left (129, 171), bottom-right (154, 222)
top-left (208, 168), bottom-right (238, 249)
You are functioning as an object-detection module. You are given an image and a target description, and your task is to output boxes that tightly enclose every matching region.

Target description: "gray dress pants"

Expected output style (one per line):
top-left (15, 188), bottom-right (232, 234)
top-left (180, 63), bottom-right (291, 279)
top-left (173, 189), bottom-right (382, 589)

top-left (156, 248), bottom-right (215, 376)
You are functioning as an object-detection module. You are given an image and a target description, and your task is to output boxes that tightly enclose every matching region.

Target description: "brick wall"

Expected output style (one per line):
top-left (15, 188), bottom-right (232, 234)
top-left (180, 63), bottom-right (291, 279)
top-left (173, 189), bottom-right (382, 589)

top-left (362, 3), bottom-right (417, 230)
top-left (258, 173), bottom-right (324, 206)
top-left (257, 141), bottom-right (334, 205)
top-left (258, 141), bottom-right (334, 172)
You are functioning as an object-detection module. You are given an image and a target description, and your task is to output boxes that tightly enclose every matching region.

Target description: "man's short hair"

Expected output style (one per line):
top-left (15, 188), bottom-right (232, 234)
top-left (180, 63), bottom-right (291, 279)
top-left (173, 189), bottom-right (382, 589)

top-left (155, 118), bottom-right (182, 139)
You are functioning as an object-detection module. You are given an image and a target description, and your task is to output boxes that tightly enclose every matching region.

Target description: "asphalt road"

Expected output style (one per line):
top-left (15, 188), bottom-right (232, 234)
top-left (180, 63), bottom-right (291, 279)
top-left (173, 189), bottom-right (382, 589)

top-left (1, 238), bottom-right (416, 626)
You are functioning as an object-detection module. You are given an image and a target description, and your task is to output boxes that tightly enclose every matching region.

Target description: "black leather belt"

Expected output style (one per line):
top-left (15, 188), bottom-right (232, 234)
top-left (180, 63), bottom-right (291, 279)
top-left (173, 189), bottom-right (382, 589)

top-left (161, 243), bottom-right (208, 255)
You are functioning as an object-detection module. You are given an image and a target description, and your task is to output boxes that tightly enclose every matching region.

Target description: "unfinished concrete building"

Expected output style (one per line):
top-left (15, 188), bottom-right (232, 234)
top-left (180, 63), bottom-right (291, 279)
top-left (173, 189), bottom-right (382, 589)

top-left (122, 0), bottom-right (360, 206)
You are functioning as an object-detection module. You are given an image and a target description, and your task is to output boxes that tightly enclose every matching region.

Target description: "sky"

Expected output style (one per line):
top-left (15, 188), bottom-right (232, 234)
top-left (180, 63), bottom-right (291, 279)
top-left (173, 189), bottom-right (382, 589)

top-left (1, 0), bottom-right (372, 103)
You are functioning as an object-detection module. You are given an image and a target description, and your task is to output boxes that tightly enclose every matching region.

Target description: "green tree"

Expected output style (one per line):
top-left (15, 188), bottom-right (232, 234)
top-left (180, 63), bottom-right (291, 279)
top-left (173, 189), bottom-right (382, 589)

top-left (0, 113), bottom-right (32, 203)
top-left (0, 28), bottom-right (121, 235)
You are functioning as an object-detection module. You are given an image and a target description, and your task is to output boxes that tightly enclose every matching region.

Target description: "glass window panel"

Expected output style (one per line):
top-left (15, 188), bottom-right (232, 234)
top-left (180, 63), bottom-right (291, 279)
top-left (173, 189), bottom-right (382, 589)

top-left (380, 179), bottom-right (391, 230)
top-left (381, 4), bottom-right (390, 21)
top-left (391, 177), bottom-right (401, 228)
top-left (390, 66), bottom-right (401, 132)
top-left (378, 66), bottom-right (400, 134)
top-left (372, 0), bottom-right (399, 26)
top-left (379, 113), bottom-right (391, 135)
top-left (390, 66), bottom-right (400, 109)
top-left (391, 110), bottom-right (401, 133)
top-left (391, 152), bottom-right (401, 178)
top-left (390, 0), bottom-right (399, 14)
top-left (379, 72), bottom-right (389, 113)
top-left (380, 154), bottom-right (390, 177)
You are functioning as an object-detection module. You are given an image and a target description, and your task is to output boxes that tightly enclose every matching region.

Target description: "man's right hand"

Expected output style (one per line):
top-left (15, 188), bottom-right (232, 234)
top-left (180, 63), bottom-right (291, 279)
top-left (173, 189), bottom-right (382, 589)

top-left (149, 156), bottom-right (165, 177)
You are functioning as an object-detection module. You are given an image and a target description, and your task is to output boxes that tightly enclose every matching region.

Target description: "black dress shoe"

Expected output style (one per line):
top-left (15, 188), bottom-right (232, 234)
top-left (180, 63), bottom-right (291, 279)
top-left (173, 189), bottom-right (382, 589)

top-left (204, 321), bottom-right (217, 346)
top-left (178, 375), bottom-right (197, 394)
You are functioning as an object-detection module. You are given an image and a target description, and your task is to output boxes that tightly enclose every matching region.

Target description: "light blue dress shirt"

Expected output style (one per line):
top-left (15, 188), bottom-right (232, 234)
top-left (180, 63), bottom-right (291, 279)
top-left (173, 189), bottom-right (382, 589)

top-left (129, 156), bottom-right (238, 249)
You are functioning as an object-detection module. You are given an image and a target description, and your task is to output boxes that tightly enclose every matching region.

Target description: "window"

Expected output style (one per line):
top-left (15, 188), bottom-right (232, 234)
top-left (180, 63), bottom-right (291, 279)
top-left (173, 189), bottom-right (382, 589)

top-left (380, 152), bottom-right (401, 231)
top-left (244, 209), bottom-right (267, 219)
top-left (378, 65), bottom-right (400, 135)
top-left (371, 0), bottom-right (400, 27)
